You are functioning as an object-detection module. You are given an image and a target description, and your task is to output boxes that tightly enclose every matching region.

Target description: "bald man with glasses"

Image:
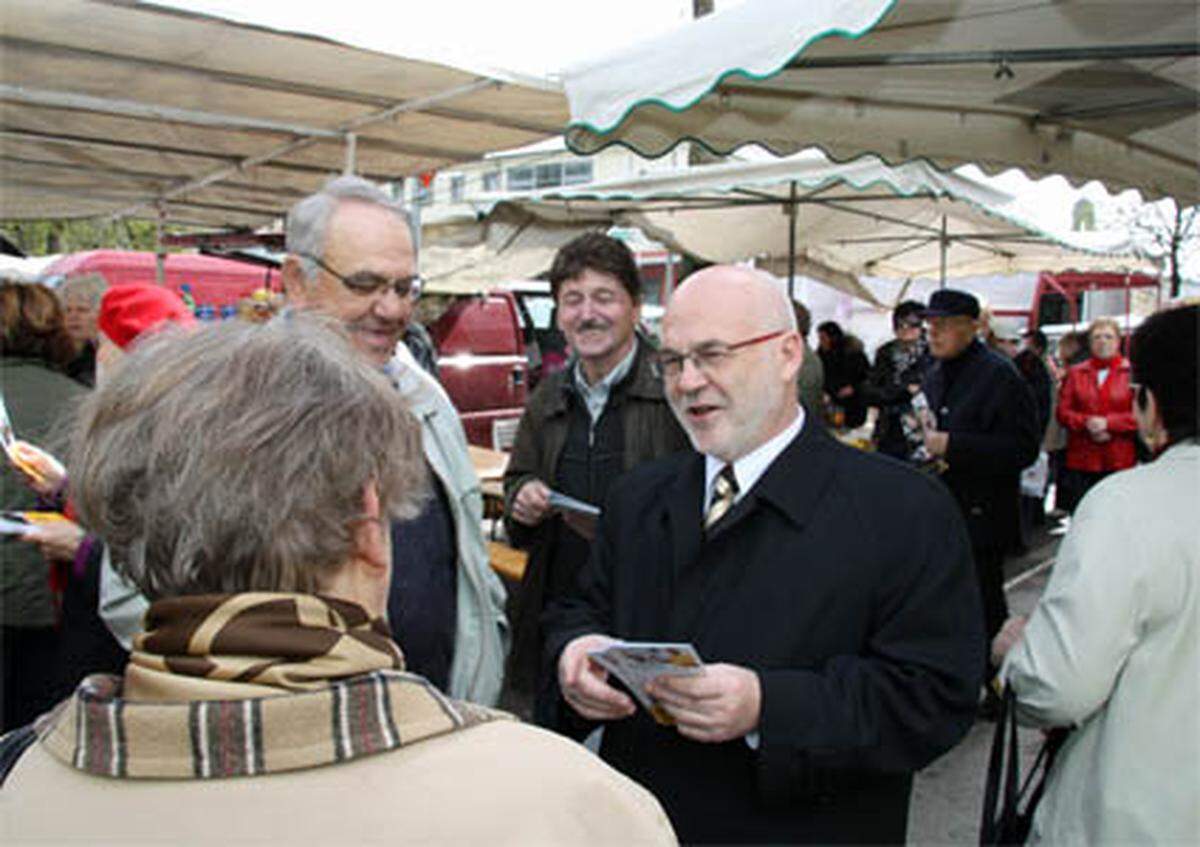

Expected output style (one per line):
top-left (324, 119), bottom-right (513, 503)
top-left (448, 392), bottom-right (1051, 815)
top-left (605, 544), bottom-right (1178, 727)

top-left (544, 266), bottom-right (983, 845)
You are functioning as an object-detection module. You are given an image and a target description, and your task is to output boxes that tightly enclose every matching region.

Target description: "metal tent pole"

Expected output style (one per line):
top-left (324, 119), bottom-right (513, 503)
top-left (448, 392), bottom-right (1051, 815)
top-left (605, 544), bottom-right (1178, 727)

top-left (155, 202), bottom-right (165, 285)
top-left (787, 181), bottom-right (798, 298)
top-left (344, 133), bottom-right (357, 175)
top-left (939, 215), bottom-right (947, 289)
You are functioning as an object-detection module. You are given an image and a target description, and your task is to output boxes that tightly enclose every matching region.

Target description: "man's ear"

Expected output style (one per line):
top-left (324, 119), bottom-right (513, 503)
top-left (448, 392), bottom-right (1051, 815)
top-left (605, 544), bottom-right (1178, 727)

top-left (281, 255), bottom-right (310, 307)
top-left (1138, 386), bottom-right (1170, 452)
top-left (779, 331), bottom-right (804, 383)
top-left (352, 483), bottom-right (390, 577)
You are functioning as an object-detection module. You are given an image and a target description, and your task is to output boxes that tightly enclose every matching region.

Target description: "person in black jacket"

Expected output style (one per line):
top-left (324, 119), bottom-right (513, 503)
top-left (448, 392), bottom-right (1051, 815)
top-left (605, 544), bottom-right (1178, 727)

top-left (1014, 328), bottom-right (1053, 438)
top-left (919, 290), bottom-right (1039, 688)
top-left (545, 267), bottom-right (982, 844)
top-left (863, 300), bottom-right (930, 459)
top-left (817, 321), bottom-right (870, 429)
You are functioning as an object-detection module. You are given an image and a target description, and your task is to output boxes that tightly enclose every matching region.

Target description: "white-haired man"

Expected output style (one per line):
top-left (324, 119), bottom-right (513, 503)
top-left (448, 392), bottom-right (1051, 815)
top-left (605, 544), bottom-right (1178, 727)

top-left (545, 265), bottom-right (983, 844)
top-left (100, 177), bottom-right (507, 706)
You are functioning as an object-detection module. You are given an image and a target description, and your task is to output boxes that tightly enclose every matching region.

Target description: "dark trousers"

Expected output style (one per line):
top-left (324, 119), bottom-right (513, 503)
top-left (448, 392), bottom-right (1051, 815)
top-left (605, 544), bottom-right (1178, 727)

top-left (974, 545), bottom-right (1009, 678)
top-left (1061, 468), bottom-right (1111, 514)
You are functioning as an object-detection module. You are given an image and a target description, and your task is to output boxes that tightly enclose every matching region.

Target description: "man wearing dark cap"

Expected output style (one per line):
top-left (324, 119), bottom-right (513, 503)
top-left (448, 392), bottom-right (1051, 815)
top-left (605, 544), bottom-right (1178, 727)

top-left (919, 289), bottom-right (1039, 710)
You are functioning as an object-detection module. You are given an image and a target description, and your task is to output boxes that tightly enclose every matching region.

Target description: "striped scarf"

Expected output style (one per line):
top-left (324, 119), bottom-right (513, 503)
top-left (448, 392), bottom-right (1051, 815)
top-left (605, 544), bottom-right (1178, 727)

top-left (38, 593), bottom-right (504, 779)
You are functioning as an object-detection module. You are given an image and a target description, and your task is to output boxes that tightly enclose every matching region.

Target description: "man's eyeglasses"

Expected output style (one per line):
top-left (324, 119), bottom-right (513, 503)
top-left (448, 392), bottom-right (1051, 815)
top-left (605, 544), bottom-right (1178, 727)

top-left (653, 329), bottom-right (788, 380)
top-left (301, 253), bottom-right (421, 300)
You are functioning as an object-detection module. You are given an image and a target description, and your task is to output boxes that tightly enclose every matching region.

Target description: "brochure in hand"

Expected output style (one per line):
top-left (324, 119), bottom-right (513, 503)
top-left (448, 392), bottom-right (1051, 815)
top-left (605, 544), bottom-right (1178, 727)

top-left (0, 510), bottom-right (69, 538)
top-left (547, 490), bottom-right (600, 518)
top-left (588, 641), bottom-right (704, 725)
top-left (0, 393), bottom-right (66, 486)
top-left (547, 489), bottom-right (601, 535)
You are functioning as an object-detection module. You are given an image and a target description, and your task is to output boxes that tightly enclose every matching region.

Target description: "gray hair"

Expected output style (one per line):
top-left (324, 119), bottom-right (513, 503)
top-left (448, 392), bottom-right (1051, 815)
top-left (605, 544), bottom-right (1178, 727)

top-left (286, 175), bottom-right (416, 281)
top-left (57, 272), bottom-right (108, 307)
top-left (69, 315), bottom-right (427, 600)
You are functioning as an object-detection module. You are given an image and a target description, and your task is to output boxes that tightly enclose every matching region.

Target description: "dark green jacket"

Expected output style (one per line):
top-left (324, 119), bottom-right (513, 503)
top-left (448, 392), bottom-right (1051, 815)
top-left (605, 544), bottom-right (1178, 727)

top-left (1, 357), bottom-right (86, 628)
top-left (502, 337), bottom-right (689, 703)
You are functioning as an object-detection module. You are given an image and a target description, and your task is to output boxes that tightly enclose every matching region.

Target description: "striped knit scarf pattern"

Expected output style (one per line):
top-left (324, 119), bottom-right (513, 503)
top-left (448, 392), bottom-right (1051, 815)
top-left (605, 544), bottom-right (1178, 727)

top-left (130, 592), bottom-right (406, 690)
top-left (38, 593), bottom-right (504, 779)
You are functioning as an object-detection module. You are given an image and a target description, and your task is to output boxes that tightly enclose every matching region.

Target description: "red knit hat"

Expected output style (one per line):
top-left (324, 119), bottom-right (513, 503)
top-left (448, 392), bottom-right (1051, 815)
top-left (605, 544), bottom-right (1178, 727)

top-left (97, 284), bottom-right (196, 350)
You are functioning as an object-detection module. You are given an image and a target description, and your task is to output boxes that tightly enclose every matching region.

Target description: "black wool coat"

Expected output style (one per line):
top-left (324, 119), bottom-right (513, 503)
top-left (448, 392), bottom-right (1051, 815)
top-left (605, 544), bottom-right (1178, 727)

top-left (922, 340), bottom-right (1040, 557)
top-left (543, 421), bottom-right (983, 845)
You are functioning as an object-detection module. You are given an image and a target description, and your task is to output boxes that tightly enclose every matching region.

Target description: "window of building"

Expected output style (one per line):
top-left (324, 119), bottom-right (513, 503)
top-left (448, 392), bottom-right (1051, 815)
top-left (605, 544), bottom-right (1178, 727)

top-left (535, 163), bottom-right (562, 188)
top-left (450, 174), bottom-right (466, 203)
top-left (413, 180), bottom-right (433, 205)
top-left (563, 160), bottom-right (593, 185)
top-left (507, 166), bottom-right (535, 191)
top-left (481, 170), bottom-right (502, 192)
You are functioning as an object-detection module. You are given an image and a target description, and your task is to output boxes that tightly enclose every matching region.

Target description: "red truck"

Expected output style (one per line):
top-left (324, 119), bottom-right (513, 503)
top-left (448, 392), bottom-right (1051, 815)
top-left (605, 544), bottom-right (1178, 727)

top-left (40, 250), bottom-right (279, 314)
top-left (43, 248), bottom-right (554, 451)
top-left (425, 281), bottom-right (561, 451)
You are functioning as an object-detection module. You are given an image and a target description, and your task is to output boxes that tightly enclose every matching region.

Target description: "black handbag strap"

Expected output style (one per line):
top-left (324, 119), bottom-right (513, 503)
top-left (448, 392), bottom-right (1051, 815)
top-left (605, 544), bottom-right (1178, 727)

top-left (980, 689), bottom-right (1009, 844)
top-left (0, 724), bottom-right (37, 787)
top-left (980, 686), bottom-right (1071, 846)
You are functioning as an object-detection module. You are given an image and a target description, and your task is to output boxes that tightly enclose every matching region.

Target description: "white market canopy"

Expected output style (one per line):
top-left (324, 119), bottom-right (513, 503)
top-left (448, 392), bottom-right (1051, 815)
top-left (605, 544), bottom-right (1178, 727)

top-left (457, 151), bottom-right (1147, 304)
top-left (0, 0), bottom-right (568, 228)
top-left (563, 0), bottom-right (1200, 205)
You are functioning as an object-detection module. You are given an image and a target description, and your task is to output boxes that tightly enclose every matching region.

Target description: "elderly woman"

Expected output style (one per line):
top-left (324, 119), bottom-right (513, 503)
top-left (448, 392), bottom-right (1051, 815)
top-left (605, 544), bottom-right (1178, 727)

top-left (3, 317), bottom-right (674, 845)
top-left (994, 304), bottom-right (1199, 844)
top-left (1054, 317), bottom-right (1137, 512)
top-left (56, 273), bottom-right (108, 387)
top-left (11, 283), bottom-right (197, 702)
top-left (0, 281), bottom-right (86, 732)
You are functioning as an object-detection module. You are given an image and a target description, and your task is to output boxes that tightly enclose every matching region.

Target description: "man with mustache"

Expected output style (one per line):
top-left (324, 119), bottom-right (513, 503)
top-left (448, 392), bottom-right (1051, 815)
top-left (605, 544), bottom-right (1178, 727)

top-left (503, 233), bottom-right (688, 720)
top-left (99, 176), bottom-right (508, 706)
top-left (544, 266), bottom-right (982, 844)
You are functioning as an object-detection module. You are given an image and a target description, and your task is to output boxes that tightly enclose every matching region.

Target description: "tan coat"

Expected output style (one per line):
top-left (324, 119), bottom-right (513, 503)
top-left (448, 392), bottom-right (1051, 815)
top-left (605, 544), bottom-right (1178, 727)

top-left (4, 719), bottom-right (675, 845)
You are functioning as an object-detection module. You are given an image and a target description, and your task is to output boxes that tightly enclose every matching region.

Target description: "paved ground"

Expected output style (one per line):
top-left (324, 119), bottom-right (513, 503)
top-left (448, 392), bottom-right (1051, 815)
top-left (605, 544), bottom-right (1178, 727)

top-left (907, 519), bottom-right (1062, 845)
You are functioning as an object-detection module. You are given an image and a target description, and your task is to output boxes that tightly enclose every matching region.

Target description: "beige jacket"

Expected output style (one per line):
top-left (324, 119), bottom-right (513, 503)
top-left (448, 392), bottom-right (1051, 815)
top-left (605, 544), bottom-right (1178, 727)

top-left (4, 668), bottom-right (675, 845)
top-left (5, 722), bottom-right (674, 845)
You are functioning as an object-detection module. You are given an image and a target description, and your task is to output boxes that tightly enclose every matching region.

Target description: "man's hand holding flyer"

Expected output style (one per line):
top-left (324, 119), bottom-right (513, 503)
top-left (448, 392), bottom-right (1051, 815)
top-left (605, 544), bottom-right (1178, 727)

top-left (588, 641), bottom-right (704, 725)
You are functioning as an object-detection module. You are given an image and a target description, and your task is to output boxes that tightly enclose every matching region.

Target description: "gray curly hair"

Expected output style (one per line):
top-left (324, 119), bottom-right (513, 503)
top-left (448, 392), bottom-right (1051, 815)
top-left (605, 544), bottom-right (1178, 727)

top-left (69, 315), bottom-right (427, 599)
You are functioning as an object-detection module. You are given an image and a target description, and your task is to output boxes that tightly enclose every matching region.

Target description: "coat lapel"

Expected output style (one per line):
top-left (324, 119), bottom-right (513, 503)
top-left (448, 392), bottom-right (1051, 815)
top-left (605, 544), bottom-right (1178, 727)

top-left (665, 453), bottom-right (705, 579)
top-left (662, 454), bottom-right (706, 639)
top-left (689, 423), bottom-right (844, 644)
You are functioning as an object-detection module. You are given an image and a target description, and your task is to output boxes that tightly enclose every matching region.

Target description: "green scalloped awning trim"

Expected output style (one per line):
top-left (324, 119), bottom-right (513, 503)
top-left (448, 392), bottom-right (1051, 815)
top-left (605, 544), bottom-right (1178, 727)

top-left (558, 128), bottom-right (1169, 230)
top-left (565, 0), bottom-right (899, 151)
top-left (519, 155), bottom-right (1142, 263)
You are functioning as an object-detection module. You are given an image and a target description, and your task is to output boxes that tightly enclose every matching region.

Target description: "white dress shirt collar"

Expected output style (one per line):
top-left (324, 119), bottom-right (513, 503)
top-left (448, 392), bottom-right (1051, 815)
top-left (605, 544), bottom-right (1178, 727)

top-left (704, 405), bottom-right (805, 511)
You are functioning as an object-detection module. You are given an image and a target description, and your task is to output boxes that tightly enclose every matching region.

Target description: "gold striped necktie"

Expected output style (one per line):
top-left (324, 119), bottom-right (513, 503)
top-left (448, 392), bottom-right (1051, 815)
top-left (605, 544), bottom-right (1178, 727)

top-left (705, 464), bottom-right (739, 530)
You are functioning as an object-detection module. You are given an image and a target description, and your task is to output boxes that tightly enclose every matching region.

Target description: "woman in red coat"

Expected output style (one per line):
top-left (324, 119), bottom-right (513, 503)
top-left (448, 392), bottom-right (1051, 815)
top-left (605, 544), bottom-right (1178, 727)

top-left (1056, 317), bottom-right (1137, 511)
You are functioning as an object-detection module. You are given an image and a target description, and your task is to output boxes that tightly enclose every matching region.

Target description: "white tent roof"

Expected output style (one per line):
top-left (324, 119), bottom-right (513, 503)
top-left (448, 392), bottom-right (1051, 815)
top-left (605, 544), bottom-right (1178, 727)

top-left (563, 0), bottom-right (1199, 204)
top-left (0, 0), bottom-right (567, 228)
top-left (455, 152), bottom-right (1147, 304)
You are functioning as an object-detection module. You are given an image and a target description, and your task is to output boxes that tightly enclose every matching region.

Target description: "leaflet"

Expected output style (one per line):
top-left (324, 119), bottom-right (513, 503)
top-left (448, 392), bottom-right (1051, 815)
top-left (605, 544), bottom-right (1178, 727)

top-left (547, 490), bottom-right (601, 518)
top-left (588, 641), bottom-right (704, 726)
top-left (0, 394), bottom-right (14, 452)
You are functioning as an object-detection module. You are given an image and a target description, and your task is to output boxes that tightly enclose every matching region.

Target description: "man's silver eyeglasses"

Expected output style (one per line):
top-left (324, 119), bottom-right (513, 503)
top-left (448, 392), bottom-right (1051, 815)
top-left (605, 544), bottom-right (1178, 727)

top-left (653, 330), bottom-right (788, 379)
top-left (301, 253), bottom-right (421, 300)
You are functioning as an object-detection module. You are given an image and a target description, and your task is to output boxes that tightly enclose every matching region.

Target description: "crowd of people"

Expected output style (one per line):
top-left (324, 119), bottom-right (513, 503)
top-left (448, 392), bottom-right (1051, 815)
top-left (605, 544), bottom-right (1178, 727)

top-left (1, 174), bottom-right (1196, 845)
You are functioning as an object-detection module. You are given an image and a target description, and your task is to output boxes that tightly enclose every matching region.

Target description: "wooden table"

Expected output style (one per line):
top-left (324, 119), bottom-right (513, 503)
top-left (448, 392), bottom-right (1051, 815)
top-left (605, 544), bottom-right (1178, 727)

top-left (487, 540), bottom-right (528, 583)
top-left (468, 445), bottom-right (524, 579)
top-left (469, 445), bottom-right (509, 520)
